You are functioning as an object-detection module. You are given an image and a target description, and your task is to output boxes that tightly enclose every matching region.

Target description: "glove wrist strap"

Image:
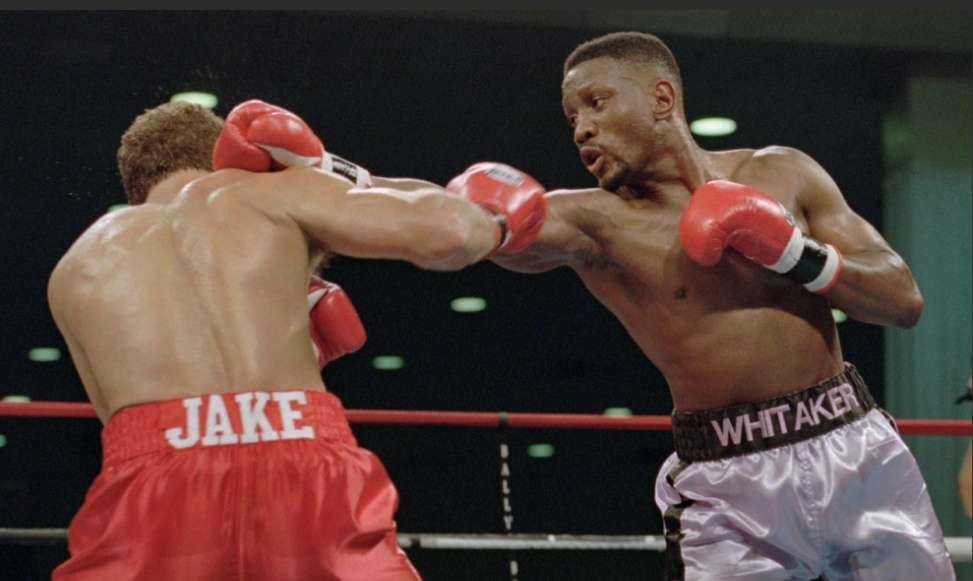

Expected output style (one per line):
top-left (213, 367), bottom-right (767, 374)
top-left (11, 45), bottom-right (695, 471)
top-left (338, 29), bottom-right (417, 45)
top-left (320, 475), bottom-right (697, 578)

top-left (488, 214), bottom-right (509, 257)
top-left (801, 242), bottom-right (842, 294)
top-left (773, 228), bottom-right (842, 294)
top-left (321, 152), bottom-right (373, 188)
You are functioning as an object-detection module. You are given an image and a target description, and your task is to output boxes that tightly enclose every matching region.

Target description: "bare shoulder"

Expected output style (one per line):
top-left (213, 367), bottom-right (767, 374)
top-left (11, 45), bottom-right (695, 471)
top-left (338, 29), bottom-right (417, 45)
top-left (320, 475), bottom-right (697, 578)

top-left (242, 166), bottom-right (352, 206)
top-left (732, 146), bottom-right (839, 200)
top-left (180, 167), bottom-right (350, 228)
top-left (185, 168), bottom-right (280, 206)
top-left (546, 187), bottom-right (614, 202)
top-left (736, 145), bottom-right (821, 176)
top-left (748, 145), bottom-right (837, 182)
top-left (53, 209), bottom-right (125, 268)
top-left (545, 187), bottom-right (620, 221)
top-left (47, 209), bottom-right (125, 315)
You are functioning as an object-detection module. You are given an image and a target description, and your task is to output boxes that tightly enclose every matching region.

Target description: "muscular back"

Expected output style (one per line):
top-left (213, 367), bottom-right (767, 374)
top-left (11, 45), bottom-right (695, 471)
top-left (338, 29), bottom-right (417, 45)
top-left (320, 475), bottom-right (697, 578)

top-left (49, 170), bottom-right (325, 421)
top-left (498, 148), bottom-right (845, 411)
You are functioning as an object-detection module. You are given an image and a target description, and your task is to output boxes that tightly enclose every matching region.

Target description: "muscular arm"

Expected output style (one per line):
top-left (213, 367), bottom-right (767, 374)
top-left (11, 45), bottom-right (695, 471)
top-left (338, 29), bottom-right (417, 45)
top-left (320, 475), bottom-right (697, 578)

top-left (258, 167), bottom-right (499, 271)
top-left (490, 189), bottom-right (597, 273)
top-left (370, 176), bottom-right (442, 192)
top-left (792, 150), bottom-right (923, 327)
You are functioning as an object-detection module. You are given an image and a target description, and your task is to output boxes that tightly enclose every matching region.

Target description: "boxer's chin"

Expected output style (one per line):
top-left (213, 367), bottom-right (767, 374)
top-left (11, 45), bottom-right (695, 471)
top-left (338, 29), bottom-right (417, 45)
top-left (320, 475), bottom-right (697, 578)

top-left (598, 160), bottom-right (630, 192)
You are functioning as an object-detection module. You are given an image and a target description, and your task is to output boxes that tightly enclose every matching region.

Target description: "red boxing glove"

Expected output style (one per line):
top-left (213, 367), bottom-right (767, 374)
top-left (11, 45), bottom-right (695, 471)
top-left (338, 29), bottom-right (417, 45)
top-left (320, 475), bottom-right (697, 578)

top-left (213, 99), bottom-right (325, 172)
top-left (213, 99), bottom-right (374, 187)
top-left (307, 278), bottom-right (366, 369)
top-left (446, 162), bottom-right (547, 255)
top-left (679, 180), bottom-right (843, 294)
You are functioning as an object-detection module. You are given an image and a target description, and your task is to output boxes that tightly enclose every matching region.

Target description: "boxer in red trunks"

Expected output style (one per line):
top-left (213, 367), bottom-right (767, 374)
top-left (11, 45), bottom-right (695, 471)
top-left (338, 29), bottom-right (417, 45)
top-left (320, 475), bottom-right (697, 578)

top-left (48, 100), bottom-right (547, 580)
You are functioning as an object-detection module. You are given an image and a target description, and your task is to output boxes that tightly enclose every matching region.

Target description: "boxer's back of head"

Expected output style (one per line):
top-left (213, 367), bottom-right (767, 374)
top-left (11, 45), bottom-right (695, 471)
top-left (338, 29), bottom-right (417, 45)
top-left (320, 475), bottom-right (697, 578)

top-left (118, 102), bottom-right (223, 205)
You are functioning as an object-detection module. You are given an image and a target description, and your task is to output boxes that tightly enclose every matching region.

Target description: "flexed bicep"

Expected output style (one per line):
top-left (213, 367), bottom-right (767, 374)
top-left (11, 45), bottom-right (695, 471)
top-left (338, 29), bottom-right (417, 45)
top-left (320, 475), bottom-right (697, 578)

top-left (796, 151), bottom-right (923, 327)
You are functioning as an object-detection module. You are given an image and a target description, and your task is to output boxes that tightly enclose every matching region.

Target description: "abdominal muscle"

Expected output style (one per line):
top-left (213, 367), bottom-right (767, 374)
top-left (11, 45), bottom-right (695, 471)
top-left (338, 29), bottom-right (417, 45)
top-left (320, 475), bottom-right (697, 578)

top-left (577, 253), bottom-right (844, 412)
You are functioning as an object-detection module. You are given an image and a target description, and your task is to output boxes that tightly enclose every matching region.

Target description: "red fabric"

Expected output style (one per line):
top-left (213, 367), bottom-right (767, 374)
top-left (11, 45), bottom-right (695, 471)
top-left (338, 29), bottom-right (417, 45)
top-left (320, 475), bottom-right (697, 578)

top-left (53, 390), bottom-right (421, 581)
top-left (308, 278), bottom-right (367, 369)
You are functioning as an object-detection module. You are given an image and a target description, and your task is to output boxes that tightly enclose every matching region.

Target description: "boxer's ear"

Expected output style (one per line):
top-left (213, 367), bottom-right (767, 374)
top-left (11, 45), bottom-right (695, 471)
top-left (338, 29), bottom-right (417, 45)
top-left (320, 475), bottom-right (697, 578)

top-left (652, 80), bottom-right (676, 119)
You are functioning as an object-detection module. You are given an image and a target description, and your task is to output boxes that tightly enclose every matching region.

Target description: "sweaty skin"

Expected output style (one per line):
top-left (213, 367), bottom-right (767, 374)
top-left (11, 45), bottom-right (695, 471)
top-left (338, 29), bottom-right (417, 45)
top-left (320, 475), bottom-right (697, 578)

top-left (493, 57), bottom-right (922, 412)
top-left (48, 167), bottom-right (498, 422)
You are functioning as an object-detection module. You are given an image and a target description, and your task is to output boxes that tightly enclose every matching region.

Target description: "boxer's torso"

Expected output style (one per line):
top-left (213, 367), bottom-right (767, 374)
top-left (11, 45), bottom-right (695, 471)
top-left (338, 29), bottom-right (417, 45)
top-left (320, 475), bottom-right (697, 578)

top-left (560, 148), bottom-right (843, 411)
top-left (49, 170), bottom-right (326, 421)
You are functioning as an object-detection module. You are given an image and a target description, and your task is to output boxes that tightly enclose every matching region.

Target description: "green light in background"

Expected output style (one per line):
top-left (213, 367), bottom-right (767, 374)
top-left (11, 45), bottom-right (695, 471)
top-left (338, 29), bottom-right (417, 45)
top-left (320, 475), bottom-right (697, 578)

top-left (108, 203), bottom-right (129, 213)
top-left (372, 355), bottom-right (405, 371)
top-left (28, 348), bottom-right (61, 363)
top-left (603, 407), bottom-right (633, 418)
top-left (450, 297), bottom-right (487, 313)
top-left (690, 117), bottom-right (737, 137)
top-left (170, 91), bottom-right (218, 109)
top-left (1, 395), bottom-right (31, 403)
top-left (527, 443), bottom-right (555, 459)
top-left (831, 308), bottom-right (848, 324)
top-left (0, 434), bottom-right (6, 448)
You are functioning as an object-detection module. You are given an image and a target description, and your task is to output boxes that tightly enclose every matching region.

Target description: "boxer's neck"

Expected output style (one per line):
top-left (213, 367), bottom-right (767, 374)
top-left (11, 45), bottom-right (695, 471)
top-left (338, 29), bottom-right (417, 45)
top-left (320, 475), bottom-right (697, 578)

top-left (629, 127), bottom-right (716, 202)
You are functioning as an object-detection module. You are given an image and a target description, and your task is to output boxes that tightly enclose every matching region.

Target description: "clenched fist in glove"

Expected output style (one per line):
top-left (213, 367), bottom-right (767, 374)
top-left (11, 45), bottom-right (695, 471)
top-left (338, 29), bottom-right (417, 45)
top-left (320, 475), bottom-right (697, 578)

top-left (446, 162), bottom-right (547, 255)
top-left (213, 99), bottom-right (372, 187)
top-left (307, 277), bottom-right (366, 369)
top-left (679, 180), bottom-right (842, 294)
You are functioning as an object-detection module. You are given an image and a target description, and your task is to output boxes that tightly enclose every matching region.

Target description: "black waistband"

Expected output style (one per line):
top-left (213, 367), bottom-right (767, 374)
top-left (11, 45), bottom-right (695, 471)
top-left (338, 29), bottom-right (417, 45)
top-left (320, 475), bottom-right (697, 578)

top-left (671, 363), bottom-right (876, 462)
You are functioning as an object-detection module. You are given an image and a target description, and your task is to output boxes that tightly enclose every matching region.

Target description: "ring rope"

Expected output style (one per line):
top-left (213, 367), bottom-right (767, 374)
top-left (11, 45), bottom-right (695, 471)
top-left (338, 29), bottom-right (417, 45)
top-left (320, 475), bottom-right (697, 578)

top-left (3, 402), bottom-right (969, 566)
top-left (0, 528), bottom-right (969, 561)
top-left (0, 401), bottom-right (969, 436)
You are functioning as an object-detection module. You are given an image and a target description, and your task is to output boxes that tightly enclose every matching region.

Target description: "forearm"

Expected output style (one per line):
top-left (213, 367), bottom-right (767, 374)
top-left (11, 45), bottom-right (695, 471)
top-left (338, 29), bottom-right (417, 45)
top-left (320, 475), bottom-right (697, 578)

top-left (825, 250), bottom-right (923, 327)
top-left (365, 176), bottom-right (502, 268)
top-left (397, 187), bottom-right (499, 271)
top-left (370, 176), bottom-right (442, 192)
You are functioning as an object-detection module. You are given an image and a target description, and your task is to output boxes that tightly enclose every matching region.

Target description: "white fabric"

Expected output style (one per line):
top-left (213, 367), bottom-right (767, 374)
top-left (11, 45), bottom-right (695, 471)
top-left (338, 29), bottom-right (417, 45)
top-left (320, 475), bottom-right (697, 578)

top-left (768, 227), bottom-right (804, 274)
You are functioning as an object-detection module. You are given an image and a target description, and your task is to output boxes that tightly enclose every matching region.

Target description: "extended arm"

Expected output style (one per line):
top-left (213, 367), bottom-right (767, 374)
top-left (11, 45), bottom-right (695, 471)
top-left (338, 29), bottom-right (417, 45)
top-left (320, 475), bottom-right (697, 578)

top-left (488, 189), bottom-right (597, 273)
top-left (265, 167), bottom-right (499, 271)
top-left (213, 100), bottom-right (501, 271)
top-left (370, 176), bottom-right (442, 192)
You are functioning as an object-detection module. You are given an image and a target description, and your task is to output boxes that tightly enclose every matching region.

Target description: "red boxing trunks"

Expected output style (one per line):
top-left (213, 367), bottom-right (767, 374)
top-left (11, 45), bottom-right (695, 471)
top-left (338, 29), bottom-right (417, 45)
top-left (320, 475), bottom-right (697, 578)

top-left (52, 389), bottom-right (421, 581)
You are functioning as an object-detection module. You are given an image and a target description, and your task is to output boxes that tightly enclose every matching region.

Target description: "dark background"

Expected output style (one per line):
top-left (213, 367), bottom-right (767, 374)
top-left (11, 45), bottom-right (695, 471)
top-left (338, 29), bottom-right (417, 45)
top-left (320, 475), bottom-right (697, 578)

top-left (0, 11), bottom-right (968, 580)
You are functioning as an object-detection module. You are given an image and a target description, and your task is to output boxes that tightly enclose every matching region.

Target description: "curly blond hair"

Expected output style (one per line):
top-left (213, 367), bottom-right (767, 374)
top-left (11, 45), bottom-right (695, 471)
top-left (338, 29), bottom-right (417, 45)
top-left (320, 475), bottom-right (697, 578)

top-left (117, 102), bottom-right (223, 205)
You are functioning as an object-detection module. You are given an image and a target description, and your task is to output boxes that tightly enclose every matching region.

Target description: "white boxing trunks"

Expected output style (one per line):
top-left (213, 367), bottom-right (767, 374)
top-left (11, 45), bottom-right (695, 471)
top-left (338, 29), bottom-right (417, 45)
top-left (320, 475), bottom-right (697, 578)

top-left (655, 363), bottom-right (955, 580)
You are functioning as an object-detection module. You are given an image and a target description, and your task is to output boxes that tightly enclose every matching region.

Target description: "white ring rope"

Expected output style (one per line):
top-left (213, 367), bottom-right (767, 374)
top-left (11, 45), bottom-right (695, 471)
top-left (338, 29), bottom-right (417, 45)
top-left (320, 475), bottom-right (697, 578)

top-left (0, 528), bottom-right (969, 562)
top-left (400, 533), bottom-right (667, 552)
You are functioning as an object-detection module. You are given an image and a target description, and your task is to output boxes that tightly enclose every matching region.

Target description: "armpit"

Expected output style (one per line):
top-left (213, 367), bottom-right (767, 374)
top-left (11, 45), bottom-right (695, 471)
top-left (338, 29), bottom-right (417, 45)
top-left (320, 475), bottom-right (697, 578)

top-left (576, 243), bottom-right (618, 270)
